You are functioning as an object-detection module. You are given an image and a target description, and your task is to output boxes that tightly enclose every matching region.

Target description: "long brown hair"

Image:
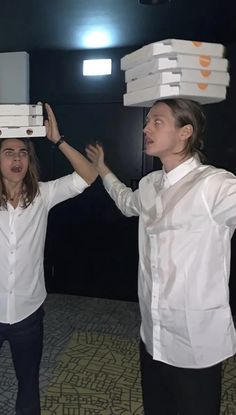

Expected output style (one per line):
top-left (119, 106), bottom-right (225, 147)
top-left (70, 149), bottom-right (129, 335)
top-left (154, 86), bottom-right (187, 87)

top-left (153, 98), bottom-right (207, 162)
top-left (0, 138), bottom-right (40, 209)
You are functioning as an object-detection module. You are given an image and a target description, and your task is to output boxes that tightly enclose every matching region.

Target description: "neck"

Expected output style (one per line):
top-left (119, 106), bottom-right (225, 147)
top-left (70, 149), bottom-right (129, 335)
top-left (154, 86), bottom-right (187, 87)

top-left (161, 154), bottom-right (192, 173)
top-left (8, 191), bottom-right (22, 201)
top-left (5, 183), bottom-right (23, 202)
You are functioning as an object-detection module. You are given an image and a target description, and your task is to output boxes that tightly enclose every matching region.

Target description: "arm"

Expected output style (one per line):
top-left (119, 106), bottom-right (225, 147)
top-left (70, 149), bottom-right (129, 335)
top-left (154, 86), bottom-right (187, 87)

top-left (85, 143), bottom-right (140, 217)
top-left (44, 103), bottom-right (98, 184)
top-left (207, 171), bottom-right (236, 227)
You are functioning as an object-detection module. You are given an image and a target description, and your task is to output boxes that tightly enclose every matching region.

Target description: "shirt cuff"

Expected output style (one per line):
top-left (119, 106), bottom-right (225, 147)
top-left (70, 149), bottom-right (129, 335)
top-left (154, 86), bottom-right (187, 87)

top-left (72, 171), bottom-right (90, 190)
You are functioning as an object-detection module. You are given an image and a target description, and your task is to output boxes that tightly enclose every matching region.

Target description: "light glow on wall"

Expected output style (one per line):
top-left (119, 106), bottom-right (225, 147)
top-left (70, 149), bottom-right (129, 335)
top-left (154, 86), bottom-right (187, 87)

top-left (83, 59), bottom-right (112, 76)
top-left (82, 30), bottom-right (111, 48)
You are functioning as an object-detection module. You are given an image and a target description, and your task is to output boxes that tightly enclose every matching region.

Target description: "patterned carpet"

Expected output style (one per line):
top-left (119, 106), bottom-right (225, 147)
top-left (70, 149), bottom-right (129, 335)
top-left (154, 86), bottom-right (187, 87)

top-left (221, 355), bottom-right (236, 415)
top-left (0, 294), bottom-right (235, 414)
top-left (41, 331), bottom-right (143, 415)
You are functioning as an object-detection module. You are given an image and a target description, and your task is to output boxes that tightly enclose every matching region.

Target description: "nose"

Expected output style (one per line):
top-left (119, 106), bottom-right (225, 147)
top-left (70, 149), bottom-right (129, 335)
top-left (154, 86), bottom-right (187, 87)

top-left (143, 120), bottom-right (151, 134)
top-left (13, 151), bottom-right (21, 160)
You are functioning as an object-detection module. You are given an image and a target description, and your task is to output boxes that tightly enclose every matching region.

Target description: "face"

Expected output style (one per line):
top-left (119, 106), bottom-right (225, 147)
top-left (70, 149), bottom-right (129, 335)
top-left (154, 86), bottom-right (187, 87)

top-left (143, 102), bottom-right (190, 162)
top-left (0, 139), bottom-right (29, 185)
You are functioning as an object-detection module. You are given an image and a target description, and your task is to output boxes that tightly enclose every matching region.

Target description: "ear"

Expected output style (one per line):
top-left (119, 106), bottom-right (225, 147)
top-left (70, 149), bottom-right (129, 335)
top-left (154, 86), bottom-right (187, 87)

top-left (180, 124), bottom-right (193, 141)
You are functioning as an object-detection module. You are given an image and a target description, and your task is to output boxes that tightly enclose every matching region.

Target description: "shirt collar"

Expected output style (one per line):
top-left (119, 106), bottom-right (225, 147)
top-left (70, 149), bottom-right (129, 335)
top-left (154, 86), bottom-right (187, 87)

top-left (163, 156), bottom-right (201, 188)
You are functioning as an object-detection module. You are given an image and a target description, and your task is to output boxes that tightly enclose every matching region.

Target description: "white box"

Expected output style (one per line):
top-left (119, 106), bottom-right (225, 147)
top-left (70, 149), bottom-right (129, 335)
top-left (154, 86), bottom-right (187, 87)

top-left (121, 39), bottom-right (225, 70)
top-left (127, 69), bottom-right (230, 93)
top-left (0, 115), bottom-right (44, 127)
top-left (0, 126), bottom-right (46, 138)
top-left (0, 104), bottom-right (43, 116)
top-left (125, 55), bottom-right (229, 83)
top-left (0, 52), bottom-right (29, 103)
top-left (123, 82), bottom-right (227, 107)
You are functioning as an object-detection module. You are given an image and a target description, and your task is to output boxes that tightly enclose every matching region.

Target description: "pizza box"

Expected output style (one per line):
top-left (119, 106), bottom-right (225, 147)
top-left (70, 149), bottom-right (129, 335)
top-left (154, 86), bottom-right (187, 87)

top-left (0, 104), bottom-right (43, 116)
top-left (0, 126), bottom-right (46, 138)
top-left (121, 39), bottom-right (225, 70)
top-left (0, 115), bottom-right (44, 127)
top-left (123, 82), bottom-right (227, 107)
top-left (126, 69), bottom-right (230, 93)
top-left (125, 55), bottom-right (229, 83)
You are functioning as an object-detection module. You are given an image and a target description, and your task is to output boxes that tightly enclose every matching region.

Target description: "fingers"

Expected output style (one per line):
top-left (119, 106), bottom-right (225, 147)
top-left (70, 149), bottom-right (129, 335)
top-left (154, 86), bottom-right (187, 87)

top-left (85, 144), bottom-right (103, 164)
top-left (86, 144), bottom-right (103, 155)
top-left (45, 102), bottom-right (53, 116)
top-left (44, 103), bottom-right (61, 140)
top-left (44, 119), bottom-right (51, 136)
top-left (85, 146), bottom-right (97, 161)
top-left (45, 103), bottom-right (57, 125)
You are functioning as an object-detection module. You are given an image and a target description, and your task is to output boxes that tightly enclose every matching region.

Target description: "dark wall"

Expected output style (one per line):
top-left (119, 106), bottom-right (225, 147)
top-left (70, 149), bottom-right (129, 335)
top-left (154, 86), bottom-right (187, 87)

top-left (30, 44), bottom-right (236, 311)
top-left (30, 48), bottom-right (129, 105)
top-left (30, 47), bottom-right (143, 301)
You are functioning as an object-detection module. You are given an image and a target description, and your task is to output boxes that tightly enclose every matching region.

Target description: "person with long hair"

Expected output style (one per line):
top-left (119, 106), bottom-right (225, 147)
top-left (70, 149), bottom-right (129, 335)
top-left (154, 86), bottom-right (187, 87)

top-left (86, 98), bottom-right (236, 415)
top-left (0, 103), bottom-right (97, 415)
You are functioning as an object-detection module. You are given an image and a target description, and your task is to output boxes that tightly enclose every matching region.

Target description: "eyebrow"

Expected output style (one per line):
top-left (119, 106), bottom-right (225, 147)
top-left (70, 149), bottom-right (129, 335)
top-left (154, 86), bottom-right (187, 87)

top-left (2, 147), bottom-right (28, 152)
top-left (145, 113), bottom-right (165, 121)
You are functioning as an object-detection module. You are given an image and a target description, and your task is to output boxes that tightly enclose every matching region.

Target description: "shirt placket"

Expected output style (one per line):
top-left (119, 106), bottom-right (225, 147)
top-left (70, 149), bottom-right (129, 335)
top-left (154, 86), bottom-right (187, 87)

top-left (7, 206), bottom-right (17, 322)
top-left (150, 192), bottom-right (163, 358)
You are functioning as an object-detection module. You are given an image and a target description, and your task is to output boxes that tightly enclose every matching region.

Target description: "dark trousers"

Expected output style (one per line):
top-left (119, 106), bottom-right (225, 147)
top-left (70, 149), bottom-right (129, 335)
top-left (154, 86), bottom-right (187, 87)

top-left (0, 306), bottom-right (44, 415)
top-left (139, 340), bottom-right (222, 415)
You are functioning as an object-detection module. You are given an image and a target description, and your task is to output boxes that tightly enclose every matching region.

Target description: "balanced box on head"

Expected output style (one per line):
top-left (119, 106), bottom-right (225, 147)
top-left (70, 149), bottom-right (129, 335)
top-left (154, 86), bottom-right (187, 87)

top-left (0, 103), bottom-right (46, 138)
top-left (121, 39), bottom-right (230, 107)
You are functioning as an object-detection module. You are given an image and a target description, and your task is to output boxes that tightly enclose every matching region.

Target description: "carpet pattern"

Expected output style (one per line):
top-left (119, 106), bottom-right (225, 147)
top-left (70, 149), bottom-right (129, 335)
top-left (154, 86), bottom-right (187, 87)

top-left (41, 331), bottom-right (143, 415)
top-left (0, 294), bottom-right (235, 414)
top-left (221, 355), bottom-right (236, 414)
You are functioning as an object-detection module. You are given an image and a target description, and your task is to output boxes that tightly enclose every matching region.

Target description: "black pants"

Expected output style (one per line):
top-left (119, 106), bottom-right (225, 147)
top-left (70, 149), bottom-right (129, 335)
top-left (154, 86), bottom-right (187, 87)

top-left (139, 340), bottom-right (222, 415)
top-left (0, 306), bottom-right (44, 415)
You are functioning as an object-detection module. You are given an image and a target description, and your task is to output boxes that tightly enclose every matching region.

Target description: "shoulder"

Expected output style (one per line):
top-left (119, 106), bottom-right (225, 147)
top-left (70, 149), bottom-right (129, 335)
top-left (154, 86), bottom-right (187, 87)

top-left (140, 170), bottom-right (162, 185)
top-left (199, 165), bottom-right (235, 181)
top-left (195, 165), bottom-right (236, 198)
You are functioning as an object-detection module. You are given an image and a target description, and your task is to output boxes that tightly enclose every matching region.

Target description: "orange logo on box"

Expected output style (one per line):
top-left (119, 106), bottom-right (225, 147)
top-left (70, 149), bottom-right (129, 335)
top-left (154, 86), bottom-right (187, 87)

top-left (199, 56), bottom-right (211, 67)
top-left (198, 83), bottom-right (208, 90)
top-left (201, 70), bottom-right (211, 77)
top-left (192, 41), bottom-right (203, 47)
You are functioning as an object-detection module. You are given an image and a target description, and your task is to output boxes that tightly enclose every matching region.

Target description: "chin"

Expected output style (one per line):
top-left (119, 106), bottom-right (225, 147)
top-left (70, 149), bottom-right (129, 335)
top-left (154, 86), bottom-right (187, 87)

top-left (145, 147), bottom-right (159, 157)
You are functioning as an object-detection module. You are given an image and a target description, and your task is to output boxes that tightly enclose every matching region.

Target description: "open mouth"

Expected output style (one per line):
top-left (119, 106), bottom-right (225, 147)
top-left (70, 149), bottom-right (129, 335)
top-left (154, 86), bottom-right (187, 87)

top-left (145, 137), bottom-right (154, 145)
top-left (11, 166), bottom-right (23, 173)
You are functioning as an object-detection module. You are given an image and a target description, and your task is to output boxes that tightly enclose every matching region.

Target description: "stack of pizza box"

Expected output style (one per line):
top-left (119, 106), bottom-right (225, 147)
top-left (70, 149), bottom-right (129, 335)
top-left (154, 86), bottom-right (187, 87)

top-left (120, 39), bottom-right (230, 107)
top-left (0, 103), bottom-right (46, 138)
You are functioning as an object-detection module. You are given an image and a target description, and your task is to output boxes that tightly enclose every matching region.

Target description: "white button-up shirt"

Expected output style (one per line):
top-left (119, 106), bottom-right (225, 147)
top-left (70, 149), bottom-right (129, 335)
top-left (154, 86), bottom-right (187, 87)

top-left (103, 157), bottom-right (236, 368)
top-left (0, 172), bottom-right (89, 324)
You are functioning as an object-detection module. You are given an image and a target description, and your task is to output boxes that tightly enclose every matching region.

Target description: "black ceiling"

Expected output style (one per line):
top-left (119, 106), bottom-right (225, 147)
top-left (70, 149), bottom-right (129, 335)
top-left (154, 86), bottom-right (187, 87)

top-left (0, 0), bottom-right (235, 53)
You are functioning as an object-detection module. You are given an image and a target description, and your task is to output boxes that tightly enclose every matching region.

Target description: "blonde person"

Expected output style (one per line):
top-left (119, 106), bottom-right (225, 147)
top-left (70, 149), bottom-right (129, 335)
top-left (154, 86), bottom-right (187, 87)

top-left (86, 98), bottom-right (236, 415)
top-left (0, 103), bottom-right (97, 414)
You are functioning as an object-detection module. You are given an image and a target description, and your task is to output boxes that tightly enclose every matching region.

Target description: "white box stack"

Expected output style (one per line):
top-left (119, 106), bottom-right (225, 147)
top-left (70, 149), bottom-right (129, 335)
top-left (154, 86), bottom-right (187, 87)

top-left (0, 103), bottom-right (46, 138)
top-left (121, 39), bottom-right (230, 107)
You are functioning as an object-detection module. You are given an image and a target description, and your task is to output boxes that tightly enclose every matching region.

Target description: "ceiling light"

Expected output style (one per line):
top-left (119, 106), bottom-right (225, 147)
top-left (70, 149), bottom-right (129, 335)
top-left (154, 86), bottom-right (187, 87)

top-left (83, 59), bottom-right (112, 76)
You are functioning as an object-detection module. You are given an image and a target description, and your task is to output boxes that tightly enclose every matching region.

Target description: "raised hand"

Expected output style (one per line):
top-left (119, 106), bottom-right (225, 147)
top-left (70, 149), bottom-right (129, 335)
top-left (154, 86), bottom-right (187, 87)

top-left (44, 103), bottom-right (61, 143)
top-left (85, 143), bottom-right (110, 177)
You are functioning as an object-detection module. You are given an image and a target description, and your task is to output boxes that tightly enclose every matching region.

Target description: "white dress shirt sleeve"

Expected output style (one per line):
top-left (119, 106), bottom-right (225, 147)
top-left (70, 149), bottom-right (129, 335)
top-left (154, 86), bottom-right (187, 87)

top-left (103, 173), bottom-right (140, 217)
top-left (205, 171), bottom-right (236, 227)
top-left (41, 171), bottom-right (89, 210)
